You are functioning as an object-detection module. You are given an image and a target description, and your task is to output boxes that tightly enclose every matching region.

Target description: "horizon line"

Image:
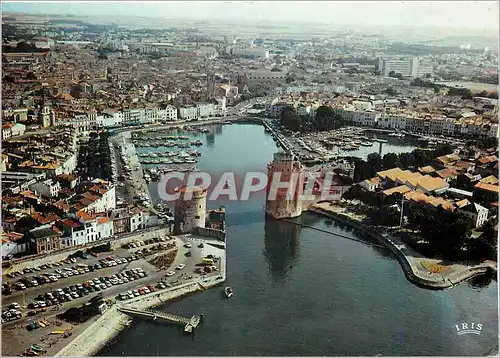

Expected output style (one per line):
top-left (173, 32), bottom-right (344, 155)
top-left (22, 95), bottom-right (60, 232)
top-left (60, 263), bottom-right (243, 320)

top-left (2, 10), bottom-right (498, 32)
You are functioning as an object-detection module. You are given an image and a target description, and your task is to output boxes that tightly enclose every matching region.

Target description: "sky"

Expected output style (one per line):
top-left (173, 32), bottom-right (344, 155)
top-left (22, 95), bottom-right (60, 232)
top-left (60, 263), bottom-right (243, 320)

top-left (2, 1), bottom-right (499, 31)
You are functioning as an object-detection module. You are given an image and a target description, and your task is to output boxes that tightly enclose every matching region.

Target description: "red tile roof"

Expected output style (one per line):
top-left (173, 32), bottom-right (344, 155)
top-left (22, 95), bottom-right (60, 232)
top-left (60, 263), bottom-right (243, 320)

top-left (62, 218), bottom-right (83, 229)
top-left (474, 182), bottom-right (499, 193)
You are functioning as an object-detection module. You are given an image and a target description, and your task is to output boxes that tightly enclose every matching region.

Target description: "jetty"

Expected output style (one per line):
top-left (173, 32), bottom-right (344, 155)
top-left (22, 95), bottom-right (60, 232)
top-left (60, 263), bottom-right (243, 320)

top-left (118, 306), bottom-right (202, 333)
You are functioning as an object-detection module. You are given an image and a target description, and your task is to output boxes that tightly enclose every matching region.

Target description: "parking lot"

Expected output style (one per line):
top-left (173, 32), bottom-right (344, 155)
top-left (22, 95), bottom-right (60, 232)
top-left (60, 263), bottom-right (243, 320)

top-left (2, 234), bottom-right (224, 327)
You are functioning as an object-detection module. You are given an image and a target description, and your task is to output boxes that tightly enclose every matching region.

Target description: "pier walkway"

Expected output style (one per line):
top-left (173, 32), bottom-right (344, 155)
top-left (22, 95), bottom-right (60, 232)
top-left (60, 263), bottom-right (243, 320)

top-left (118, 306), bottom-right (202, 332)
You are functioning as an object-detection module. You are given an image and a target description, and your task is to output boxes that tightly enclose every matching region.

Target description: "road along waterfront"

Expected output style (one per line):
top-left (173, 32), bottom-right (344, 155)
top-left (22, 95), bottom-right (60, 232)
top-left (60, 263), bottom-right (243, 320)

top-left (99, 123), bottom-right (497, 356)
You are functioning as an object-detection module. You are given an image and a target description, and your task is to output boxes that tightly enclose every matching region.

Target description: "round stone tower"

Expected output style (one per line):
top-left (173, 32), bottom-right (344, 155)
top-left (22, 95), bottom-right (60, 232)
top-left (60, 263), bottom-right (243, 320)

top-left (265, 151), bottom-right (305, 219)
top-left (174, 186), bottom-right (207, 234)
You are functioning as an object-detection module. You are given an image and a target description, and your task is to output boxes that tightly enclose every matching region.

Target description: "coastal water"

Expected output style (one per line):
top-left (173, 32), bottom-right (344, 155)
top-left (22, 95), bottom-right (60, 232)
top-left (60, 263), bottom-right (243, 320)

top-left (102, 124), bottom-right (498, 356)
top-left (338, 136), bottom-right (421, 160)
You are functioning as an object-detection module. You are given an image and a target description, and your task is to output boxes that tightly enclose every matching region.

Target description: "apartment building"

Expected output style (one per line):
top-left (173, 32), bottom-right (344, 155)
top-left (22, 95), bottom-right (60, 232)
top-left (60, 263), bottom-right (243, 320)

top-left (28, 225), bottom-right (61, 254)
top-left (178, 100), bottom-right (225, 120)
top-left (29, 178), bottom-right (61, 198)
top-left (378, 57), bottom-right (419, 77)
top-left (231, 47), bottom-right (269, 59)
top-left (164, 105), bottom-right (178, 121)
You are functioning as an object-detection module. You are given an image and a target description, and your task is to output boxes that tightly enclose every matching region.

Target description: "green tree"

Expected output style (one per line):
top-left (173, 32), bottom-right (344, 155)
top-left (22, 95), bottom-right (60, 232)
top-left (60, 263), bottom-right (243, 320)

top-left (385, 87), bottom-right (397, 96)
top-left (280, 106), bottom-right (302, 131)
top-left (369, 205), bottom-right (400, 226)
top-left (367, 153), bottom-right (382, 172)
top-left (473, 219), bottom-right (498, 260)
top-left (382, 152), bottom-right (400, 169)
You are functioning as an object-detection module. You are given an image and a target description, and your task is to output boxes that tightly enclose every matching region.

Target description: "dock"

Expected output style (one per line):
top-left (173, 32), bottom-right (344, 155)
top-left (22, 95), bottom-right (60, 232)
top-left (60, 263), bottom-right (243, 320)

top-left (118, 306), bottom-right (202, 333)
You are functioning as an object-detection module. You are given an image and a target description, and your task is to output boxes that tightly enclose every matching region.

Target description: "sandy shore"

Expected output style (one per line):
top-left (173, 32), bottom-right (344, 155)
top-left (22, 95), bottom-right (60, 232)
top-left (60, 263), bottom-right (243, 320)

top-left (309, 202), bottom-right (496, 289)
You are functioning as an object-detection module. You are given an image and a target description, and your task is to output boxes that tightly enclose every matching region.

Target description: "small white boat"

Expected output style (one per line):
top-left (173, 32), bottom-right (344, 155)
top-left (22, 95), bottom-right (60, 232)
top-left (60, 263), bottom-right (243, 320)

top-left (224, 287), bottom-right (233, 298)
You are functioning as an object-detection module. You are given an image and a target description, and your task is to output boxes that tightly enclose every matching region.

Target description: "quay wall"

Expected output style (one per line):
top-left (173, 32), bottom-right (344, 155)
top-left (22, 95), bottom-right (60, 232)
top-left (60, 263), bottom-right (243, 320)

top-left (308, 206), bottom-right (495, 289)
top-left (194, 227), bottom-right (226, 241)
top-left (234, 117), bottom-right (263, 124)
top-left (54, 306), bottom-right (131, 357)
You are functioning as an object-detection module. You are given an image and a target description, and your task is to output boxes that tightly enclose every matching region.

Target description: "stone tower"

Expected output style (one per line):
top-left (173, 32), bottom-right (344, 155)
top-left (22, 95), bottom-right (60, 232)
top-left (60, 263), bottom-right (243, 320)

top-left (206, 72), bottom-right (216, 100)
top-left (38, 104), bottom-right (52, 128)
top-left (174, 186), bottom-right (207, 234)
top-left (265, 151), bottom-right (305, 219)
top-left (50, 109), bottom-right (57, 127)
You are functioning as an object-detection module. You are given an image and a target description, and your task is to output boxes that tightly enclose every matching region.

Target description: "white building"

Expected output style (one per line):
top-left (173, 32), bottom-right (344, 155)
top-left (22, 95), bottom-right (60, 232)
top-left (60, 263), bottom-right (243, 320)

top-left (60, 212), bottom-right (114, 247)
top-left (352, 101), bottom-right (373, 111)
top-left (178, 106), bottom-right (198, 120)
top-left (96, 114), bottom-right (116, 128)
top-left (10, 123), bottom-right (26, 136)
top-left (1, 232), bottom-right (27, 257)
top-left (29, 179), bottom-right (61, 198)
top-left (378, 57), bottom-right (419, 77)
top-left (178, 100), bottom-right (225, 120)
top-left (442, 118), bottom-right (456, 136)
top-left (216, 84), bottom-right (240, 106)
top-left (85, 185), bottom-right (116, 214)
top-left (102, 109), bottom-right (123, 126)
top-left (164, 105), bottom-right (178, 121)
top-left (58, 218), bottom-right (87, 247)
top-left (342, 108), bottom-right (379, 127)
top-left (31, 36), bottom-right (56, 49)
top-left (122, 108), bottom-right (143, 124)
top-left (489, 123), bottom-right (499, 138)
top-left (96, 217), bottom-right (114, 240)
top-left (231, 47), bottom-right (269, 59)
top-left (2, 124), bottom-right (12, 140)
top-left (359, 177), bottom-right (383, 191)
top-left (65, 153), bottom-right (78, 174)
top-left (69, 114), bottom-right (92, 133)
top-left (458, 202), bottom-right (489, 228)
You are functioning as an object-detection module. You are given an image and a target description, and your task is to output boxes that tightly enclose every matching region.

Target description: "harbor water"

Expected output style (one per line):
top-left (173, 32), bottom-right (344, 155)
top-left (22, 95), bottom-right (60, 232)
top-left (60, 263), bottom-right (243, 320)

top-left (100, 123), bottom-right (497, 356)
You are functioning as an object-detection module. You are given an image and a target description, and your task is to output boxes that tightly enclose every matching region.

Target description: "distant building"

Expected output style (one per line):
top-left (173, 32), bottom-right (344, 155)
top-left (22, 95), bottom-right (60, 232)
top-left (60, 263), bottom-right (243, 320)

top-left (378, 57), bottom-right (420, 78)
top-left (244, 69), bottom-right (287, 88)
top-left (30, 37), bottom-right (55, 49)
top-left (231, 47), bottom-right (269, 59)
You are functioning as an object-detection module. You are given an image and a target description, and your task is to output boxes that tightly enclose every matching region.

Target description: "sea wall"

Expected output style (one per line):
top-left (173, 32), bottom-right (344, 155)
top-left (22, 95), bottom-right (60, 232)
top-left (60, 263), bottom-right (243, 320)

top-left (54, 306), bottom-right (131, 357)
top-left (308, 206), bottom-right (495, 289)
top-left (195, 227), bottom-right (226, 241)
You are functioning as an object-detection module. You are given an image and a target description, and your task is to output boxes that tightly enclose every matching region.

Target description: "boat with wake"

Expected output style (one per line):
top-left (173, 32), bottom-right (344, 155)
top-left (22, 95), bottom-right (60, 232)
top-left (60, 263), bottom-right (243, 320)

top-left (224, 287), bottom-right (233, 298)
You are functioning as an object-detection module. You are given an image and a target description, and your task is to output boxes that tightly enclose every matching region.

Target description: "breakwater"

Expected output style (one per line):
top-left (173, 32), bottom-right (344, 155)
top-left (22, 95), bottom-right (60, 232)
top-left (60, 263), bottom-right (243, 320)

top-left (308, 205), bottom-right (496, 290)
